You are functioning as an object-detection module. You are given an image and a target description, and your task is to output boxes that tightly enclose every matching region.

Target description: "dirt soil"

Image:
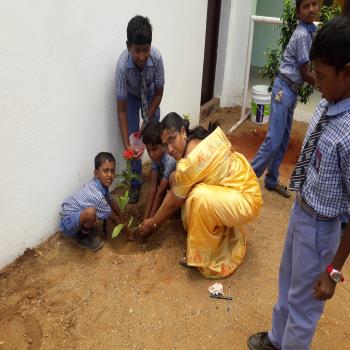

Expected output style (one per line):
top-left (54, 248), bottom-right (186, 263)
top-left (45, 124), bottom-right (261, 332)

top-left (1, 107), bottom-right (350, 350)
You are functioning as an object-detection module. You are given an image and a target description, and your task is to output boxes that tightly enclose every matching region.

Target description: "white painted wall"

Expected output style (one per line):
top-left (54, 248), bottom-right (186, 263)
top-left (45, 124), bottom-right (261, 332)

top-left (0, 0), bottom-right (207, 268)
top-left (214, 0), bottom-right (256, 107)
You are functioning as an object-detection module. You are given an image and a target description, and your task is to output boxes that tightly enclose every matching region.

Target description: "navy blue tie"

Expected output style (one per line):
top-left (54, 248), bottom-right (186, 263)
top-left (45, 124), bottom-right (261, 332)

top-left (289, 113), bottom-right (329, 191)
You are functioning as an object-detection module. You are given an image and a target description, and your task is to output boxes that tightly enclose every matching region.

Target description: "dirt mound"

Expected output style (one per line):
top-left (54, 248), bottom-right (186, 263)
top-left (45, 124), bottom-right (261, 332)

top-left (1, 109), bottom-right (349, 350)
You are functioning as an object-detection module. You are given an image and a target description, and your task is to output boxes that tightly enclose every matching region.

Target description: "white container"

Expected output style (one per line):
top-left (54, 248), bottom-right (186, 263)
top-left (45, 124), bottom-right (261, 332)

top-left (129, 131), bottom-right (145, 159)
top-left (251, 85), bottom-right (271, 124)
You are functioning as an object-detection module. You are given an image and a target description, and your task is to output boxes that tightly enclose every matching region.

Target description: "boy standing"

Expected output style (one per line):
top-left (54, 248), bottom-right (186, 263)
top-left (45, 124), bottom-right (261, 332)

top-left (248, 16), bottom-right (350, 350)
top-left (60, 152), bottom-right (132, 251)
top-left (251, 0), bottom-right (318, 198)
top-left (142, 121), bottom-right (176, 220)
top-left (116, 15), bottom-right (165, 204)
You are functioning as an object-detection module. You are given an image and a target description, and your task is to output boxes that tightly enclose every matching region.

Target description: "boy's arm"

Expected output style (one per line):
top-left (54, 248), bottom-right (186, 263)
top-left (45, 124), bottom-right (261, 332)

top-left (149, 178), bottom-right (170, 217)
top-left (139, 189), bottom-right (185, 237)
top-left (300, 62), bottom-right (317, 86)
top-left (108, 211), bottom-right (123, 226)
top-left (107, 198), bottom-right (136, 242)
top-left (108, 195), bottom-right (122, 218)
top-left (117, 99), bottom-right (132, 150)
top-left (147, 51), bottom-right (164, 122)
top-left (147, 87), bottom-right (163, 122)
top-left (143, 170), bottom-right (158, 219)
top-left (116, 57), bottom-right (132, 150)
top-left (313, 226), bottom-right (350, 300)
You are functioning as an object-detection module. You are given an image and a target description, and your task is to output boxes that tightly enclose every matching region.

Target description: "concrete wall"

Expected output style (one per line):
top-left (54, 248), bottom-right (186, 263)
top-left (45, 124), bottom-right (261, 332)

top-left (0, 0), bottom-right (207, 268)
top-left (251, 0), bottom-right (283, 68)
top-left (214, 0), bottom-right (256, 107)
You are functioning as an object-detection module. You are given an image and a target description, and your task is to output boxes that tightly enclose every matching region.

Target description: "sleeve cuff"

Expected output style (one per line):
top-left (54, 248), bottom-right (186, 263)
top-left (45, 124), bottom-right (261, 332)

top-left (298, 58), bottom-right (309, 66)
top-left (99, 211), bottom-right (112, 220)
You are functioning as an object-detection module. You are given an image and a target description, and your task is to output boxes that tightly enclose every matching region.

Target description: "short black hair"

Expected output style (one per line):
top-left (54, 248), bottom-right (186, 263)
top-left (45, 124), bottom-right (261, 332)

top-left (127, 15), bottom-right (152, 45)
top-left (94, 152), bottom-right (115, 170)
top-left (141, 120), bottom-right (161, 145)
top-left (161, 112), bottom-right (189, 133)
top-left (295, 0), bottom-right (304, 11)
top-left (295, 0), bottom-right (312, 12)
top-left (310, 16), bottom-right (350, 72)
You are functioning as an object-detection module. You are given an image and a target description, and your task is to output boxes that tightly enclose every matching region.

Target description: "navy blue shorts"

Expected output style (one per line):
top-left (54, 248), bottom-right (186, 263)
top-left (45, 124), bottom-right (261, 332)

top-left (60, 211), bottom-right (81, 237)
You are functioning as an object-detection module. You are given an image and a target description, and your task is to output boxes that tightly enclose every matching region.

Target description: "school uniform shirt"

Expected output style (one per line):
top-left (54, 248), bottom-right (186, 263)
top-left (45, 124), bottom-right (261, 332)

top-left (115, 46), bottom-right (165, 100)
top-left (279, 21), bottom-right (317, 85)
top-left (60, 178), bottom-right (112, 220)
top-left (301, 98), bottom-right (350, 217)
top-left (151, 153), bottom-right (177, 180)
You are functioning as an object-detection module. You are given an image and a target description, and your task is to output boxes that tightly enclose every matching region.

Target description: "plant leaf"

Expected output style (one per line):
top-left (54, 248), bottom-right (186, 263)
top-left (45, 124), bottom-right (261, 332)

top-left (115, 182), bottom-right (127, 190)
top-left (112, 224), bottom-right (125, 238)
top-left (260, 0), bottom-right (340, 105)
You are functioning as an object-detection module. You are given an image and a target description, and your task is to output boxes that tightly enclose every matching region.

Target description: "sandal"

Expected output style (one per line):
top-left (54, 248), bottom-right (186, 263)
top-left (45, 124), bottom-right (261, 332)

top-left (265, 183), bottom-right (291, 198)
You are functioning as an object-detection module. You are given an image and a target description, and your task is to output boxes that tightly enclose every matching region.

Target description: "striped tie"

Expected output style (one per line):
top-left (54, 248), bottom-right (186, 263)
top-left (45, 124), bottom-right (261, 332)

top-left (140, 73), bottom-right (148, 124)
top-left (289, 113), bottom-right (329, 191)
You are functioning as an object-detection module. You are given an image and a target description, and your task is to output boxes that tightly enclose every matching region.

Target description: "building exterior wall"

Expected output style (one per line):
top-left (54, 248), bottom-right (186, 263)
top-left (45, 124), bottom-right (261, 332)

top-left (251, 0), bottom-right (283, 68)
top-left (0, 0), bottom-right (207, 268)
top-left (214, 0), bottom-right (256, 107)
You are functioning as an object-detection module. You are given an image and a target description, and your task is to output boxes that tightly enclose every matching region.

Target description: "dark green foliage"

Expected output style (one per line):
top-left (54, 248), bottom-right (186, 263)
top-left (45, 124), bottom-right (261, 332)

top-left (260, 0), bottom-right (341, 104)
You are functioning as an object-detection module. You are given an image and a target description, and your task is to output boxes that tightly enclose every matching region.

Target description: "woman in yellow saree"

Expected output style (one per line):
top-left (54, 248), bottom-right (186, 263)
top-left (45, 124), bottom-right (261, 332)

top-left (139, 112), bottom-right (262, 279)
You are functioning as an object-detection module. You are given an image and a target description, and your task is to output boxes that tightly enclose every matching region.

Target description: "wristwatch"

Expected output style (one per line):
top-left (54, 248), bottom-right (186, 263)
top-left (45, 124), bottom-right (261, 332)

top-left (327, 264), bottom-right (344, 283)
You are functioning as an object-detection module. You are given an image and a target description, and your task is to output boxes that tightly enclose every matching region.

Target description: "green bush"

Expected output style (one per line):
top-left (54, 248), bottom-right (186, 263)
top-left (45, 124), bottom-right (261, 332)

top-left (259, 0), bottom-right (341, 104)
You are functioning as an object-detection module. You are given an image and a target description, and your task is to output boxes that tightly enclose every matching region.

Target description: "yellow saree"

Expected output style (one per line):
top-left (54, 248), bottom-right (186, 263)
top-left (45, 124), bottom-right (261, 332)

top-left (173, 127), bottom-right (262, 278)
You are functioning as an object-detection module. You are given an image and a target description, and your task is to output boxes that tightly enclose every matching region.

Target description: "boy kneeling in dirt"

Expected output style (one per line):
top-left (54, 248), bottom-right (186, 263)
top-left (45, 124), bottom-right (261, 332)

top-left (59, 152), bottom-right (135, 252)
top-left (141, 121), bottom-right (176, 220)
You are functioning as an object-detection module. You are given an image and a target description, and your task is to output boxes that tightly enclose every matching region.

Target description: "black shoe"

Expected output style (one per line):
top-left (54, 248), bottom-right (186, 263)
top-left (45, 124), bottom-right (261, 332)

top-left (247, 332), bottom-right (278, 350)
top-left (77, 233), bottom-right (103, 252)
top-left (265, 183), bottom-right (291, 198)
top-left (129, 187), bottom-right (140, 204)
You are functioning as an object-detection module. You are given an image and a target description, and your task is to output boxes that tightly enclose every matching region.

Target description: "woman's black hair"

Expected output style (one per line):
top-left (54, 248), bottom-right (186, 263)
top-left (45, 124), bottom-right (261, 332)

top-left (310, 16), bottom-right (350, 72)
top-left (161, 112), bottom-right (219, 141)
top-left (141, 120), bottom-right (161, 146)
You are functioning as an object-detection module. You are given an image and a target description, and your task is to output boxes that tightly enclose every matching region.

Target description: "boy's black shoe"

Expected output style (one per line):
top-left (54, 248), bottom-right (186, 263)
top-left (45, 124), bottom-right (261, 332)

top-left (265, 183), bottom-right (291, 198)
top-left (129, 187), bottom-right (140, 204)
top-left (247, 332), bottom-right (278, 350)
top-left (77, 232), bottom-right (103, 252)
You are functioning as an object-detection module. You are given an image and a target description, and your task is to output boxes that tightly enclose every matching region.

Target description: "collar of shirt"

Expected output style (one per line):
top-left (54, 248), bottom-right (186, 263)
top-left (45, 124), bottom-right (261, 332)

top-left (93, 177), bottom-right (108, 196)
top-left (127, 54), bottom-right (154, 69)
top-left (327, 98), bottom-right (350, 116)
top-left (299, 21), bottom-right (317, 35)
top-left (159, 152), bottom-right (168, 165)
top-left (152, 152), bottom-right (166, 166)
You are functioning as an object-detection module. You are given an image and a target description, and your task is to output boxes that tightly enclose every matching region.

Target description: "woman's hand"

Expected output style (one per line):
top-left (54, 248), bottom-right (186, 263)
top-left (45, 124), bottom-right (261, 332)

top-left (139, 218), bottom-right (157, 238)
top-left (124, 226), bottom-right (137, 242)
